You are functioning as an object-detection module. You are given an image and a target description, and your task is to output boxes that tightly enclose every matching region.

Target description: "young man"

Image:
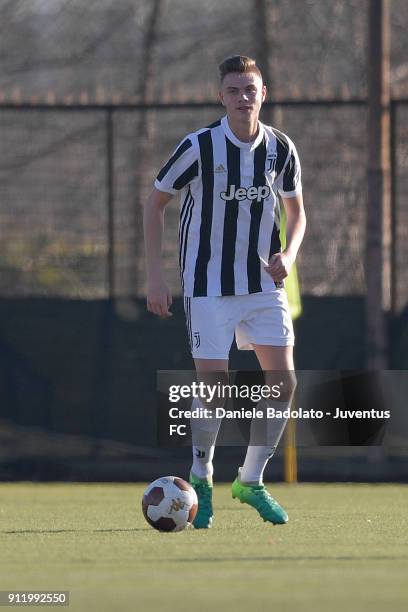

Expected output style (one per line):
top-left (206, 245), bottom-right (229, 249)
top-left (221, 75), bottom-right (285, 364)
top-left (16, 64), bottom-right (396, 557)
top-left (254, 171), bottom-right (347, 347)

top-left (144, 55), bottom-right (306, 528)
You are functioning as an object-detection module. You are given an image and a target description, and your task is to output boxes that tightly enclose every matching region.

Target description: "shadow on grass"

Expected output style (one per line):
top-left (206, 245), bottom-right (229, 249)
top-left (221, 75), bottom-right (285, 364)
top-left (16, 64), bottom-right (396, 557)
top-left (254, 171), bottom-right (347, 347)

top-left (1, 528), bottom-right (149, 534)
top-left (165, 555), bottom-right (408, 562)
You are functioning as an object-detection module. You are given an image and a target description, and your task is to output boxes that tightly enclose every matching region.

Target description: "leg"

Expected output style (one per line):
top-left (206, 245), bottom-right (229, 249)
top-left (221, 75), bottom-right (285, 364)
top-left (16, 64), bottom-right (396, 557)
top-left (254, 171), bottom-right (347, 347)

top-left (231, 292), bottom-right (296, 523)
top-left (239, 345), bottom-right (295, 484)
top-left (184, 295), bottom-right (232, 482)
top-left (184, 296), bottom-right (237, 527)
top-left (189, 358), bottom-right (229, 529)
top-left (252, 344), bottom-right (294, 371)
top-left (194, 358), bottom-right (229, 371)
top-left (190, 357), bottom-right (228, 479)
top-left (232, 345), bottom-right (296, 524)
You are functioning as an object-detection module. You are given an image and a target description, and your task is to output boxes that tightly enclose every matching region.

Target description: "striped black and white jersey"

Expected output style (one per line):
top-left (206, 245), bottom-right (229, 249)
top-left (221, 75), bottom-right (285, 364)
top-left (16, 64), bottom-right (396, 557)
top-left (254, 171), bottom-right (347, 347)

top-left (154, 115), bottom-right (302, 297)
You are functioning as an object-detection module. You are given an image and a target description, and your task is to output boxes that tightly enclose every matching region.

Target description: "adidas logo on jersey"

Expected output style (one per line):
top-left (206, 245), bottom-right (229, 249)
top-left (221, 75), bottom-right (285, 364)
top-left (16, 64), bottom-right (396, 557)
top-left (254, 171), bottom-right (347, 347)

top-left (214, 164), bottom-right (226, 173)
top-left (220, 184), bottom-right (271, 203)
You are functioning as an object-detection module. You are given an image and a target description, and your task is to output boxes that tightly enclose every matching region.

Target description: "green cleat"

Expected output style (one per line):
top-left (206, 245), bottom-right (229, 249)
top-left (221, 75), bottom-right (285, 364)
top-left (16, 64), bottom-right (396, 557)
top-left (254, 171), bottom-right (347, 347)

top-left (231, 476), bottom-right (288, 525)
top-left (189, 472), bottom-right (214, 529)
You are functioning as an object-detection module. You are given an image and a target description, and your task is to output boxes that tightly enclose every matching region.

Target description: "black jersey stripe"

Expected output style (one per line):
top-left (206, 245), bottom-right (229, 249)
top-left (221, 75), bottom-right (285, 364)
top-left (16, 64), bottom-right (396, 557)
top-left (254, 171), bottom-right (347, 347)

top-left (185, 297), bottom-right (189, 348)
top-left (188, 298), bottom-right (193, 349)
top-left (193, 130), bottom-right (214, 296)
top-left (271, 128), bottom-right (290, 180)
top-left (206, 119), bottom-right (222, 129)
top-left (269, 221), bottom-right (282, 259)
top-left (179, 189), bottom-right (193, 271)
top-left (179, 190), bottom-right (191, 272)
top-left (184, 297), bottom-right (192, 349)
top-left (275, 137), bottom-right (288, 178)
top-left (156, 138), bottom-right (192, 182)
top-left (173, 160), bottom-right (199, 191)
top-left (282, 152), bottom-right (297, 192)
top-left (221, 138), bottom-right (240, 295)
top-left (184, 297), bottom-right (188, 346)
top-left (180, 194), bottom-right (194, 287)
top-left (247, 136), bottom-right (267, 294)
top-left (180, 188), bottom-right (191, 220)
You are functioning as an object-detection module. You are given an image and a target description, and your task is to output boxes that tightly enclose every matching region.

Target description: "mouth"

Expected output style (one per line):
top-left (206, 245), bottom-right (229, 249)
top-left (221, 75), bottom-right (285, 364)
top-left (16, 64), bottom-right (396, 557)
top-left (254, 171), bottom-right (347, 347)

top-left (237, 106), bottom-right (252, 111)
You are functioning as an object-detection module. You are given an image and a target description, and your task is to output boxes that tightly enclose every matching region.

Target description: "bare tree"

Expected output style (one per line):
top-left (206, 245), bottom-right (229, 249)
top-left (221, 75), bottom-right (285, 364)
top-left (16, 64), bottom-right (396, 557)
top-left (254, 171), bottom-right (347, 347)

top-left (114, 0), bottom-right (165, 307)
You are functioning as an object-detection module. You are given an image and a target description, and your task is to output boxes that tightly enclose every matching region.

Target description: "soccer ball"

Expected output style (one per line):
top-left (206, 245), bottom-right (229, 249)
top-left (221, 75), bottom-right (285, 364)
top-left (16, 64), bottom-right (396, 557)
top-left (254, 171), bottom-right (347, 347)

top-left (142, 476), bottom-right (198, 532)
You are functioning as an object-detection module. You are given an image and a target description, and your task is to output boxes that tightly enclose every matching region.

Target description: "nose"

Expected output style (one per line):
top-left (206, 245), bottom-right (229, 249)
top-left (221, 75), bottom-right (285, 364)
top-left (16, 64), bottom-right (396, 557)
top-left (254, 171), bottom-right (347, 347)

top-left (238, 92), bottom-right (249, 106)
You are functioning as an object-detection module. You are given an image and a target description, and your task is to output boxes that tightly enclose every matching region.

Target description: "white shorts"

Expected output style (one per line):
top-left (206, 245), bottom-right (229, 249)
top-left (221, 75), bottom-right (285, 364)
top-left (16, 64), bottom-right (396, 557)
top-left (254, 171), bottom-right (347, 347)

top-left (183, 291), bottom-right (294, 360)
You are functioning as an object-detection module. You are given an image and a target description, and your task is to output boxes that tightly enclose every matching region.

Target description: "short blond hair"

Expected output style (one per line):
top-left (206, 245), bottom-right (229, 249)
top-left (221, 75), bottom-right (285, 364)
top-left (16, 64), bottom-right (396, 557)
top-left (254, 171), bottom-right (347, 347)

top-left (218, 55), bottom-right (263, 83)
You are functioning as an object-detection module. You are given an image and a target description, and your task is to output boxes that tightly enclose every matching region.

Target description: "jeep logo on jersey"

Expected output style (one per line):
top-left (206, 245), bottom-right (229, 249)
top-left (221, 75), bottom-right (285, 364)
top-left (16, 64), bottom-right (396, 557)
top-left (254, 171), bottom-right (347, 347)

top-left (220, 185), bottom-right (271, 203)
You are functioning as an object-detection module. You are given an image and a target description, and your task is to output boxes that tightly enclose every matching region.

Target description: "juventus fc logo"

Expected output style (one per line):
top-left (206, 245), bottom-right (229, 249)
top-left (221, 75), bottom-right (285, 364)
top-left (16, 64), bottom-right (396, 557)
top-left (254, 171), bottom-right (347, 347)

top-left (193, 332), bottom-right (201, 348)
top-left (266, 152), bottom-right (277, 173)
top-left (195, 449), bottom-right (206, 458)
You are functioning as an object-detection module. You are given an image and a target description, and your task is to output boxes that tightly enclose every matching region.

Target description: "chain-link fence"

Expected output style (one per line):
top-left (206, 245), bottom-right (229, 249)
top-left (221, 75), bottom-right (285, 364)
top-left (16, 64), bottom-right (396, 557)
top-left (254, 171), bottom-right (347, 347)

top-left (0, 101), bottom-right (407, 312)
top-left (0, 0), bottom-right (407, 480)
top-left (1, 0), bottom-right (407, 309)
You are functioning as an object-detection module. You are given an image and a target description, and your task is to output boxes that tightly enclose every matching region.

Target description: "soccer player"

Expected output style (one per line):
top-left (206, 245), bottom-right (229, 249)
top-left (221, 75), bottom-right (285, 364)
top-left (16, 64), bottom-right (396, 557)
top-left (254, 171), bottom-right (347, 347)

top-left (144, 55), bottom-right (306, 528)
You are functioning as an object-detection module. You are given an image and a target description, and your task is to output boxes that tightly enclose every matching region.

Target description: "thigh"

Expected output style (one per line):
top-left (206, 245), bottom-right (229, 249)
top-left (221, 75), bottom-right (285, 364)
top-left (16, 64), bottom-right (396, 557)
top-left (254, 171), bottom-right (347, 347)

top-left (253, 344), bottom-right (294, 370)
top-left (184, 296), bottom-right (236, 360)
top-left (253, 344), bottom-right (296, 401)
top-left (193, 357), bottom-right (229, 409)
top-left (194, 358), bottom-right (229, 372)
top-left (235, 291), bottom-right (295, 352)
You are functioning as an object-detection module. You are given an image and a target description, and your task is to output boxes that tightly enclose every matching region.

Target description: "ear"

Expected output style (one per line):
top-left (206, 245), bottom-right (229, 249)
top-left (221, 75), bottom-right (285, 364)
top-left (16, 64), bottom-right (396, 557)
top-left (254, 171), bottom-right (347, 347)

top-left (261, 84), bottom-right (267, 102)
top-left (219, 90), bottom-right (225, 106)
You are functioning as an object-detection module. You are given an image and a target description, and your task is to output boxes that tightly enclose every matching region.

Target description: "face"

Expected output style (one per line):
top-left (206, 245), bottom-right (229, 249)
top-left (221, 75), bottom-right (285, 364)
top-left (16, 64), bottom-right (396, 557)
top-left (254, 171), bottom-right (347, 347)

top-left (219, 71), bottom-right (266, 123)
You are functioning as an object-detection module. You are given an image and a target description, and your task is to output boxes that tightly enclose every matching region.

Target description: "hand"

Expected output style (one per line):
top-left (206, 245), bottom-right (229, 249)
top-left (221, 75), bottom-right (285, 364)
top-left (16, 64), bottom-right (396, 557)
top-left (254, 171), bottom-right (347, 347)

top-left (146, 278), bottom-right (173, 318)
top-left (264, 251), bottom-right (294, 282)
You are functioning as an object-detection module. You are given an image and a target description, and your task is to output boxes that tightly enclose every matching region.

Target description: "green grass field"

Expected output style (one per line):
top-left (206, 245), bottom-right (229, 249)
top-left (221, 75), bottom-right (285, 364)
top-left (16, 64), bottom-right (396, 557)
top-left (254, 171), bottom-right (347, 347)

top-left (1, 483), bottom-right (407, 611)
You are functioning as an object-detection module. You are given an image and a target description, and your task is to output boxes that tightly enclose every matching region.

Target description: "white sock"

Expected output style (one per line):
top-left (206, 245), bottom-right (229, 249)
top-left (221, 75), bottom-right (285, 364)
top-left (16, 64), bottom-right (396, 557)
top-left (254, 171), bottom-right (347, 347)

top-left (192, 445), bottom-right (215, 480)
top-left (240, 398), bottom-right (290, 484)
top-left (190, 398), bottom-right (222, 481)
top-left (239, 446), bottom-right (276, 484)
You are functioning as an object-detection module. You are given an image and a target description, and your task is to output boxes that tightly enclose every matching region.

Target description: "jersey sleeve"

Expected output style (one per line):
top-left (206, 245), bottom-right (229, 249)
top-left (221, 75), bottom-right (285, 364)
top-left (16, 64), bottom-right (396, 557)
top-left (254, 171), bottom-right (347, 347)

top-left (276, 138), bottom-right (302, 198)
top-left (154, 136), bottom-right (199, 195)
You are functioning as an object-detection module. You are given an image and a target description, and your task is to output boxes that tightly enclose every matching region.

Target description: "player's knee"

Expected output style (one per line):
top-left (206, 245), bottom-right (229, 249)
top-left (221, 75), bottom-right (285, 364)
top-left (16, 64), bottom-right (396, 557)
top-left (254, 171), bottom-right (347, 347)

top-left (285, 369), bottom-right (297, 398)
top-left (264, 369), bottom-right (297, 403)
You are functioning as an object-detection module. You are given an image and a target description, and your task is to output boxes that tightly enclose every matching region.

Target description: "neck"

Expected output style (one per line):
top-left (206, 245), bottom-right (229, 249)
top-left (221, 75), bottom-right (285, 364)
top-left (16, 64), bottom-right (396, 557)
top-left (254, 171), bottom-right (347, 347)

top-left (227, 115), bottom-right (259, 143)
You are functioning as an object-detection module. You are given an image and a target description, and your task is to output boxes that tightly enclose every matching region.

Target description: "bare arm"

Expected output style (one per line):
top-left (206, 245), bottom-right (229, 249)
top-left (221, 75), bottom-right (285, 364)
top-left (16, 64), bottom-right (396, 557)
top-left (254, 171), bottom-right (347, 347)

top-left (265, 193), bottom-right (306, 282)
top-left (143, 187), bottom-right (174, 317)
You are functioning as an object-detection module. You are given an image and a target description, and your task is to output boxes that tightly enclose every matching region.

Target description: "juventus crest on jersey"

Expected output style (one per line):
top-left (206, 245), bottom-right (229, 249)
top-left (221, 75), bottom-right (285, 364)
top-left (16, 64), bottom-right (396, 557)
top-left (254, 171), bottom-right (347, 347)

top-left (155, 116), bottom-right (302, 297)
